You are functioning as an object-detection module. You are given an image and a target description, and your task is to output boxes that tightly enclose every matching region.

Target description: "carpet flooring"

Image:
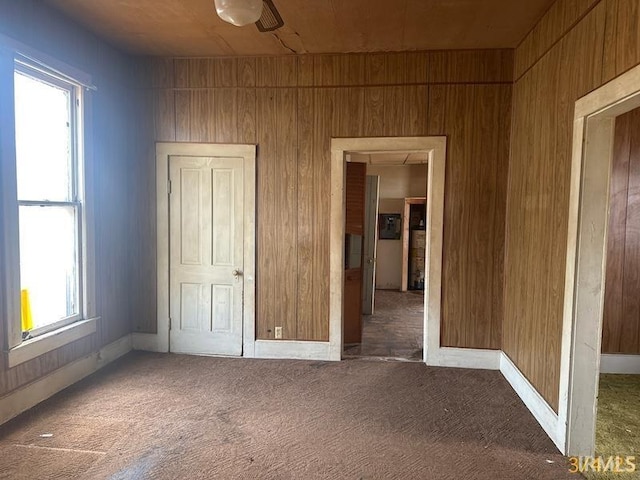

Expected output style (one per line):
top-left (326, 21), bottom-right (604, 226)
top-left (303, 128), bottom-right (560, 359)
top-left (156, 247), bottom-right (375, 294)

top-left (344, 290), bottom-right (423, 360)
top-left (0, 352), bottom-right (576, 479)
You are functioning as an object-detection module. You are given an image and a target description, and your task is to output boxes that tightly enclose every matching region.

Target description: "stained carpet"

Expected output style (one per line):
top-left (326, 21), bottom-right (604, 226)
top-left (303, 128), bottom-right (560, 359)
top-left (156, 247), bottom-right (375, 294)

top-left (0, 352), bottom-right (577, 479)
top-left (582, 374), bottom-right (640, 480)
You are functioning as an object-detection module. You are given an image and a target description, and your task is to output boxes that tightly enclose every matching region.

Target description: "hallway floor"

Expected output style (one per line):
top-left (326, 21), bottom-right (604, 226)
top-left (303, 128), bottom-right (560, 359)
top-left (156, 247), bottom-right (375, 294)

top-left (344, 290), bottom-right (423, 360)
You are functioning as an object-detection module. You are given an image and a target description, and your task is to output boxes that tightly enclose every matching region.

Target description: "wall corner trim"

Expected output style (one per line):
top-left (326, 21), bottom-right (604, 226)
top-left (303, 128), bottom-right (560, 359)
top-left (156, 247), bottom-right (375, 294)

top-left (499, 352), bottom-right (565, 453)
top-left (600, 354), bottom-right (640, 374)
top-left (0, 334), bottom-right (133, 427)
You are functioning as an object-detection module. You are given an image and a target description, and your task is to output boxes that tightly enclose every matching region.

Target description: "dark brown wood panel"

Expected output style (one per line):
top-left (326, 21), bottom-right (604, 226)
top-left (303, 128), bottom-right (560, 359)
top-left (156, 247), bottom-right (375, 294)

top-left (602, 108), bottom-right (640, 354)
top-left (345, 162), bottom-right (367, 236)
top-left (0, 0), bottom-right (146, 395)
top-left (344, 162), bottom-right (366, 344)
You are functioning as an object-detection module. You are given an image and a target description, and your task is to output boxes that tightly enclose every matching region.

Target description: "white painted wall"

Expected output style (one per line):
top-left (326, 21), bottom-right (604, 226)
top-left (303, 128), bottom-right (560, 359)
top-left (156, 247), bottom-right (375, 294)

top-left (367, 164), bottom-right (427, 289)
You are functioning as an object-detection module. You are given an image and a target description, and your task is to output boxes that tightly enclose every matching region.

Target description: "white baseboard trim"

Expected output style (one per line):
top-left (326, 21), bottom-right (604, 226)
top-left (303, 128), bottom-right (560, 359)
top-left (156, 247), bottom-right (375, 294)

top-left (600, 354), bottom-right (640, 374)
top-left (251, 340), bottom-right (333, 361)
top-left (132, 332), bottom-right (168, 353)
top-left (499, 352), bottom-right (565, 453)
top-left (426, 347), bottom-right (501, 370)
top-left (0, 334), bottom-right (133, 427)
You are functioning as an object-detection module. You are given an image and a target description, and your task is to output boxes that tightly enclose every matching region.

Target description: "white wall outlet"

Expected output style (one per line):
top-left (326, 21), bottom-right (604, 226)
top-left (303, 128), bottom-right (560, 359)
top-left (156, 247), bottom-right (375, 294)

top-left (275, 326), bottom-right (283, 339)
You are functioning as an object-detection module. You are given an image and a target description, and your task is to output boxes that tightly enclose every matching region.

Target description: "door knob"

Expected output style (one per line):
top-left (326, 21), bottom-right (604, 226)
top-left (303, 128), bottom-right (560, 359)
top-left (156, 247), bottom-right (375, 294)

top-left (232, 269), bottom-right (243, 277)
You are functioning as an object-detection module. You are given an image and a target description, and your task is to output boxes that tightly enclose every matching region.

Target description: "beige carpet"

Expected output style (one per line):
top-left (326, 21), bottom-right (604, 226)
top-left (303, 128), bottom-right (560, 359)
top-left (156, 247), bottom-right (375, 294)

top-left (0, 352), bottom-right (577, 479)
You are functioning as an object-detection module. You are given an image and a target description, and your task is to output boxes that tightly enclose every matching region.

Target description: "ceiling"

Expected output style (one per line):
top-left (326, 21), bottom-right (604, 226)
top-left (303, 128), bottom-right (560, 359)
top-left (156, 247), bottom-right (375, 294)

top-left (43, 0), bottom-right (555, 57)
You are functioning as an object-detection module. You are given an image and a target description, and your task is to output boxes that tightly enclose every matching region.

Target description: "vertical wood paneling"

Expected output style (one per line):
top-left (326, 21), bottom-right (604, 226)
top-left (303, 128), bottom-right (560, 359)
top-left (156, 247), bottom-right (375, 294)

top-left (149, 50), bottom-right (512, 344)
top-left (603, 108), bottom-right (640, 354)
top-left (237, 57), bottom-right (256, 87)
top-left (255, 89), bottom-right (277, 339)
top-left (430, 84), bottom-right (510, 351)
top-left (296, 89), bottom-right (315, 340)
top-left (275, 88), bottom-right (298, 339)
top-left (174, 90), bottom-right (191, 142)
top-left (214, 89), bottom-right (238, 143)
top-left (312, 88), bottom-right (332, 341)
top-left (504, 0), bottom-right (639, 411)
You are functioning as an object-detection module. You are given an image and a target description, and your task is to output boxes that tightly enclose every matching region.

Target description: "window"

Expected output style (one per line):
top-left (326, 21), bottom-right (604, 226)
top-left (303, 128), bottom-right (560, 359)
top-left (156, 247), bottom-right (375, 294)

top-left (14, 61), bottom-right (83, 337)
top-left (0, 43), bottom-right (96, 366)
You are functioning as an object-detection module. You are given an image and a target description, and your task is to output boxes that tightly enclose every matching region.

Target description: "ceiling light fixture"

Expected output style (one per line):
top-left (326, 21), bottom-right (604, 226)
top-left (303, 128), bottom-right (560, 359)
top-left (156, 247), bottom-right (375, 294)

top-left (214, 0), bottom-right (263, 27)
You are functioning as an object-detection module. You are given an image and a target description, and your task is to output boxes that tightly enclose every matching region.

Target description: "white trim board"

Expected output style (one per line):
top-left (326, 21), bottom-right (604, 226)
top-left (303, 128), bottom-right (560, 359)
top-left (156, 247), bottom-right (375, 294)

top-left (499, 352), bottom-right (565, 452)
top-left (600, 354), bottom-right (640, 374)
top-left (250, 340), bottom-right (331, 361)
top-left (427, 347), bottom-right (500, 370)
top-left (562, 62), bottom-right (640, 456)
top-left (0, 334), bottom-right (132, 427)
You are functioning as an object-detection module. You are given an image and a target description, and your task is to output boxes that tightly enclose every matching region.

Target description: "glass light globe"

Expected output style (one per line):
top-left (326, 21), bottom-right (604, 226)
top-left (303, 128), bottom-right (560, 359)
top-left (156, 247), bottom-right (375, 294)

top-left (214, 0), bottom-right (263, 27)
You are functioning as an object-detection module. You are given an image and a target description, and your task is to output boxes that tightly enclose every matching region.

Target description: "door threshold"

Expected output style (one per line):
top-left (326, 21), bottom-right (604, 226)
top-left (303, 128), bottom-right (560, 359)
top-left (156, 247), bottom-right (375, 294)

top-left (342, 354), bottom-right (423, 363)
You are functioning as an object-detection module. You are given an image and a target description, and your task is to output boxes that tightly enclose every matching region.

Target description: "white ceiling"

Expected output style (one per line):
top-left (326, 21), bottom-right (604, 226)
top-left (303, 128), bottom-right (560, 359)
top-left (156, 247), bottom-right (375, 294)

top-left (43, 0), bottom-right (556, 56)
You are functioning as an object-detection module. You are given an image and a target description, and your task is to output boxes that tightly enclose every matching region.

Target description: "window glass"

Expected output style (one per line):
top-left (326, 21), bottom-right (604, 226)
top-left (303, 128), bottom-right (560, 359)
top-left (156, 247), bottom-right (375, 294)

top-left (18, 205), bottom-right (79, 329)
top-left (14, 65), bottom-right (81, 334)
top-left (14, 70), bottom-right (73, 202)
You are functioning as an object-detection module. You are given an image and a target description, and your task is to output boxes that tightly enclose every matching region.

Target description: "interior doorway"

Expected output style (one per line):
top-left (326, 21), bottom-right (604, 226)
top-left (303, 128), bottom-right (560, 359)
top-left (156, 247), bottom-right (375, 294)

top-left (328, 137), bottom-right (446, 364)
top-left (343, 157), bottom-right (428, 360)
top-left (563, 64), bottom-right (640, 456)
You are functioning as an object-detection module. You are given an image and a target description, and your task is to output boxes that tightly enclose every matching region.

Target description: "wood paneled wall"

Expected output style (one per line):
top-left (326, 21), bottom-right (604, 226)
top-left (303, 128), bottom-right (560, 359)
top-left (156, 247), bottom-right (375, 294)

top-left (505, 0), bottom-right (640, 411)
top-left (0, 0), bottom-right (145, 396)
top-left (602, 107), bottom-right (640, 354)
top-left (142, 50), bottom-right (512, 347)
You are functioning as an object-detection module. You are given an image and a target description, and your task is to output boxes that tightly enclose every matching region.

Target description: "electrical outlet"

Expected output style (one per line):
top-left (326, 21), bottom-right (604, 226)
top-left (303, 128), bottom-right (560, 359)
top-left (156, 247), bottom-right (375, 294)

top-left (275, 326), bottom-right (283, 339)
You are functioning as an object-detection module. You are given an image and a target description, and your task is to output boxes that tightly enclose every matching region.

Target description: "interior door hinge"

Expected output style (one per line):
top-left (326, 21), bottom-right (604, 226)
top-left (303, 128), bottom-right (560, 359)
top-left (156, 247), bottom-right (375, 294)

top-left (168, 180), bottom-right (172, 195)
top-left (169, 317), bottom-right (172, 330)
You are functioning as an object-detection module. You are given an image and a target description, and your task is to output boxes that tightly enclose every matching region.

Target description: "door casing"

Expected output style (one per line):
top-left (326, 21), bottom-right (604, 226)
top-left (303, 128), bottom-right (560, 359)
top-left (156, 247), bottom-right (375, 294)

top-left (156, 143), bottom-right (256, 356)
top-left (329, 137), bottom-right (447, 362)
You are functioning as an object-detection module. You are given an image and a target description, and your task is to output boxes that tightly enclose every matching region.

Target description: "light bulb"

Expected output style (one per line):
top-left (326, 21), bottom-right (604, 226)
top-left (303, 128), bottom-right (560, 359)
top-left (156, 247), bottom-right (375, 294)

top-left (214, 0), bottom-right (263, 27)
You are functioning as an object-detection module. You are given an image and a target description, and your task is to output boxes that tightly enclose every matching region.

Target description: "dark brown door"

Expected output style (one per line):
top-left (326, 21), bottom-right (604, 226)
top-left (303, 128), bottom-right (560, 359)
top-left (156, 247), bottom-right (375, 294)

top-left (344, 162), bottom-right (366, 344)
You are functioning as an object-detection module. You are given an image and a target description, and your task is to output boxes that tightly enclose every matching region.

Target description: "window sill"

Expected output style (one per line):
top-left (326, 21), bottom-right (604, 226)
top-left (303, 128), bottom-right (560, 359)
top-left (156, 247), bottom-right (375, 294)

top-left (7, 317), bottom-right (98, 368)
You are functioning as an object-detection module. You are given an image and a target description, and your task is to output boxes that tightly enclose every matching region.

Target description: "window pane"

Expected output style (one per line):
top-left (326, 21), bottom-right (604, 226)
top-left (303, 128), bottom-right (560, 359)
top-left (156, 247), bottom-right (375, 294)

top-left (15, 70), bottom-right (73, 202)
top-left (19, 205), bottom-right (79, 330)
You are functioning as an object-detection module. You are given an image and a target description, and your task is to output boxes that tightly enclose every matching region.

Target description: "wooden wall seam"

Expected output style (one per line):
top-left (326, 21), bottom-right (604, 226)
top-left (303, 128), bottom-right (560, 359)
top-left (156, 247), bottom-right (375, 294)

top-left (514, 0), bottom-right (604, 81)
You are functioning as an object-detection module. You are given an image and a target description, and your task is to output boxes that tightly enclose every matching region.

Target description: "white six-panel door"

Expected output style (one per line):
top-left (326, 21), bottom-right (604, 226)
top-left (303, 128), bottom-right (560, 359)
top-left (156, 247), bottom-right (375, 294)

top-left (169, 155), bottom-right (244, 356)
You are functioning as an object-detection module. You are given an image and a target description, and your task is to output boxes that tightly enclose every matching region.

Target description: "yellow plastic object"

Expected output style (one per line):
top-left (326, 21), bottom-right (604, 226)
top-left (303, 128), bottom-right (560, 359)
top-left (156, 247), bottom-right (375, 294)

top-left (21, 289), bottom-right (33, 332)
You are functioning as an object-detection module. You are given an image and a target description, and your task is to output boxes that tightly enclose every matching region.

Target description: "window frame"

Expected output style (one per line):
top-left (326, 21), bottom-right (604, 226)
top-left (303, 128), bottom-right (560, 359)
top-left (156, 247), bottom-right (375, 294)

top-left (14, 61), bottom-right (85, 337)
top-left (0, 39), bottom-right (98, 367)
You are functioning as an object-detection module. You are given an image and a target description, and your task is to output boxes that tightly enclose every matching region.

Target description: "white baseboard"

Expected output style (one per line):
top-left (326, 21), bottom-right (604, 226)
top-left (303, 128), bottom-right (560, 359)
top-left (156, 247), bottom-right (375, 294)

top-left (600, 354), bottom-right (640, 374)
top-left (251, 340), bottom-right (333, 361)
top-left (0, 334), bottom-right (133, 427)
top-left (499, 352), bottom-right (565, 453)
top-left (426, 347), bottom-right (501, 370)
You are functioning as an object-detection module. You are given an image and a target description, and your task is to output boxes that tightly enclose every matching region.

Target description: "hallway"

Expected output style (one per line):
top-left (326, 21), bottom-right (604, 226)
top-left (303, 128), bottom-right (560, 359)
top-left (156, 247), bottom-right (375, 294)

top-left (344, 290), bottom-right (424, 360)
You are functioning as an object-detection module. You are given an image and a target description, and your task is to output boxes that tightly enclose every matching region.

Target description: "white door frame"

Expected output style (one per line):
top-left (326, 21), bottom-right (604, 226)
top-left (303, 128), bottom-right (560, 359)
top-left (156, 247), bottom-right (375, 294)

top-left (329, 137), bottom-right (446, 363)
top-left (155, 142), bottom-right (256, 356)
top-left (562, 64), bottom-right (640, 456)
